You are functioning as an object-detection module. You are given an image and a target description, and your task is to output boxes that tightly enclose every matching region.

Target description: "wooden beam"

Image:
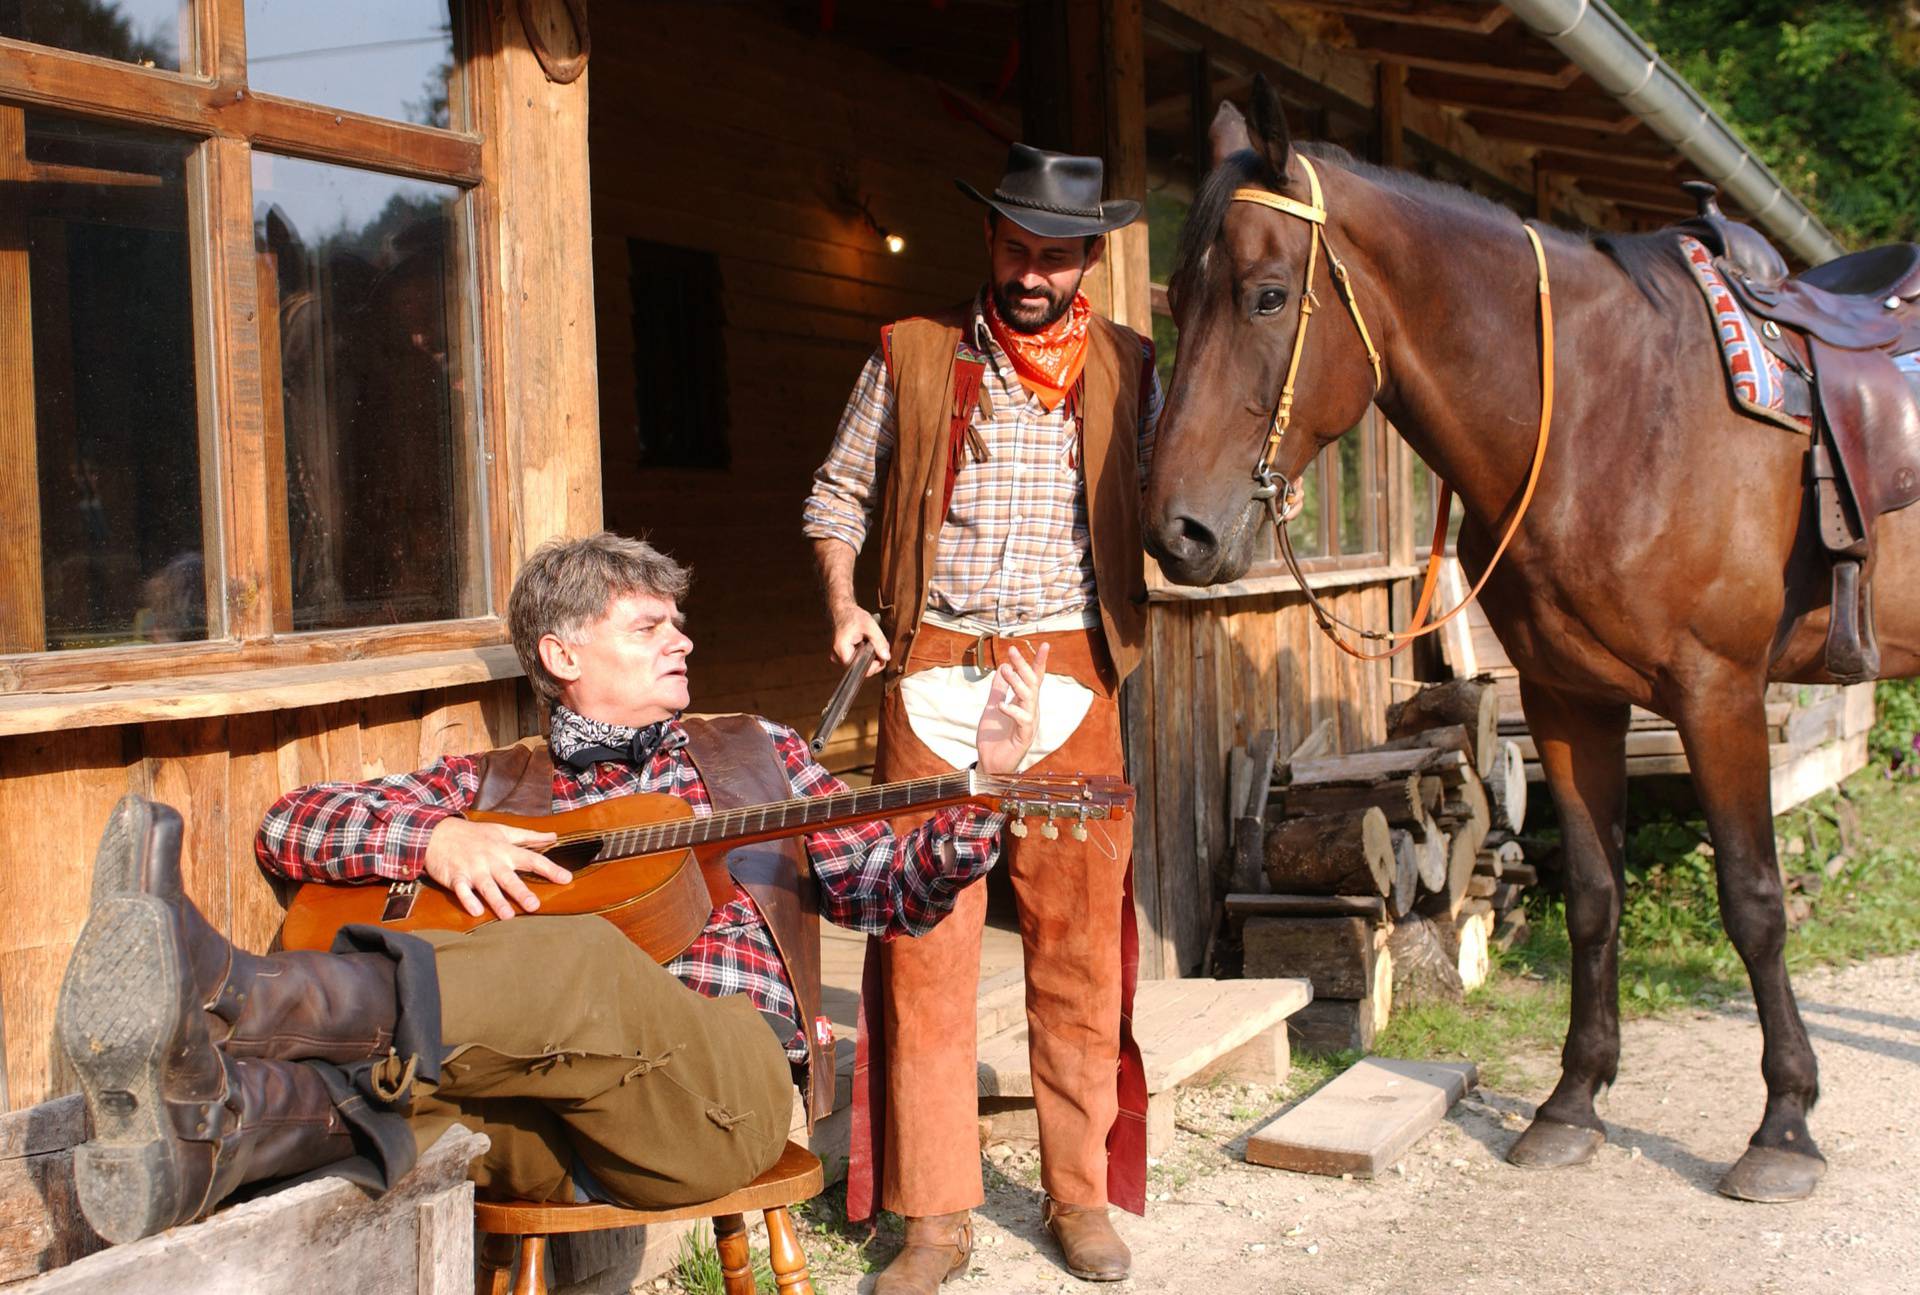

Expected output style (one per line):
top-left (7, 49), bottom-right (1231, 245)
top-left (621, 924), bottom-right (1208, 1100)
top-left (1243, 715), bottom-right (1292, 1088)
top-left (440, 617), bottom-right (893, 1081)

top-left (1529, 149), bottom-right (1681, 181)
top-left (0, 105), bottom-right (45, 654)
top-left (1283, 1), bottom-right (1509, 35)
top-left (1404, 70), bottom-right (1637, 132)
top-left (1533, 162), bottom-right (1553, 222)
top-left (1573, 176), bottom-right (1695, 213)
top-left (1144, 1), bottom-right (1373, 129)
top-left (1377, 61), bottom-right (1405, 169)
top-left (1465, 113), bottom-right (1673, 160)
top-left (1344, 21), bottom-right (1583, 90)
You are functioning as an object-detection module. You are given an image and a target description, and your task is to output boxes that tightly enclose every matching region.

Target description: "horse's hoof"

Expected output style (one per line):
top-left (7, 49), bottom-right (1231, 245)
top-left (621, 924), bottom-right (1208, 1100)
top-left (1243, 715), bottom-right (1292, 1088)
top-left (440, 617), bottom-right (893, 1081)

top-left (1717, 1146), bottom-right (1827, 1203)
top-left (1507, 1118), bottom-right (1604, 1168)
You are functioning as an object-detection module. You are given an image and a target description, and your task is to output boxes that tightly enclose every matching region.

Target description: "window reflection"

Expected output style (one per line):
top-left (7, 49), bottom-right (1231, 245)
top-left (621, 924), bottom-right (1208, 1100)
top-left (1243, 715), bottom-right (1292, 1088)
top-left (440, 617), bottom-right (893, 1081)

top-left (244, 0), bottom-right (456, 128)
top-left (0, 0), bottom-right (192, 73)
top-left (252, 153), bottom-right (484, 631)
top-left (0, 110), bottom-right (208, 654)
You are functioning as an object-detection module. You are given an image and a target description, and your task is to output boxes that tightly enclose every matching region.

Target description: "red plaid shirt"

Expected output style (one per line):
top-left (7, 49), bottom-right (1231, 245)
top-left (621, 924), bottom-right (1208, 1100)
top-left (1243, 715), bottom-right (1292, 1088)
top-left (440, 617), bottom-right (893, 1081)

top-left (255, 716), bottom-right (1001, 1067)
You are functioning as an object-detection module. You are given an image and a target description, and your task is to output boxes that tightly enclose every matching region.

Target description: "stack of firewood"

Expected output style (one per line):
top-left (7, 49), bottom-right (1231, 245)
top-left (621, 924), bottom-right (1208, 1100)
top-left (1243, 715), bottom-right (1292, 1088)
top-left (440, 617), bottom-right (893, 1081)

top-left (1221, 677), bottom-right (1538, 1054)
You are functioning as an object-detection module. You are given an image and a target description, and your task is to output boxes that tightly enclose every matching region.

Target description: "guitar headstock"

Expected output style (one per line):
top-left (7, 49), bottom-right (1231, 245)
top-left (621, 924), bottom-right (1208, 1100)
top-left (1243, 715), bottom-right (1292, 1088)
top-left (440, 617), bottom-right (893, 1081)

top-left (969, 772), bottom-right (1135, 841)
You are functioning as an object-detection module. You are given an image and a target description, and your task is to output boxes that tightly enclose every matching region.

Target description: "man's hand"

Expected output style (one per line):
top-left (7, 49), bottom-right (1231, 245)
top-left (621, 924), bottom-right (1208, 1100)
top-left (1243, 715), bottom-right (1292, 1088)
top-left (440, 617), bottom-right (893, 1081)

top-left (423, 817), bottom-right (570, 920)
top-left (814, 536), bottom-right (889, 677)
top-left (974, 642), bottom-right (1050, 777)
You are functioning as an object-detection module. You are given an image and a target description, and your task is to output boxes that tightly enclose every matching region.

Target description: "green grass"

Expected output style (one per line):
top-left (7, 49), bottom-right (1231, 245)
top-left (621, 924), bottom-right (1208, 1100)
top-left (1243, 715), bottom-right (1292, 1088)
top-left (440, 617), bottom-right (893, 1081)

top-left (671, 1225), bottom-right (774, 1295)
top-left (1375, 707), bottom-right (1920, 1084)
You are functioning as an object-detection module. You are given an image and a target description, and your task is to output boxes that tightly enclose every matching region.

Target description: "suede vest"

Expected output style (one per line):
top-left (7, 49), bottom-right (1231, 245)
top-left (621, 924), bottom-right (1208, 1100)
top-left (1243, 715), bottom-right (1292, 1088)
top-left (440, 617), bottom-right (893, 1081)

top-left (470, 716), bottom-right (833, 1125)
top-left (875, 302), bottom-right (1149, 684)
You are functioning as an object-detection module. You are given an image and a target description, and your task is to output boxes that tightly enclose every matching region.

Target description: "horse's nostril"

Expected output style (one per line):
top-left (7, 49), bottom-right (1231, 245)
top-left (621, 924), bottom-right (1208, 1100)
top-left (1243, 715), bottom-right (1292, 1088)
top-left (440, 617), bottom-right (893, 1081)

top-left (1154, 514), bottom-right (1218, 563)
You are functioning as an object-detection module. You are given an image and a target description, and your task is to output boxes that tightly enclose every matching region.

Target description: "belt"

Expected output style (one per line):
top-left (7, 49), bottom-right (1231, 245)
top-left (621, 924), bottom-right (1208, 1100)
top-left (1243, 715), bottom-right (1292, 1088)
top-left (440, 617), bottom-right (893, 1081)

top-left (901, 623), bottom-right (1115, 694)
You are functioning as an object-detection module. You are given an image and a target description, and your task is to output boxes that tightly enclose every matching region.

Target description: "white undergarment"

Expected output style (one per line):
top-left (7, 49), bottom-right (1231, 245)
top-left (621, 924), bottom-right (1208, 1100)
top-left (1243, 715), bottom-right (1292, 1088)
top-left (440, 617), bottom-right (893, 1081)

top-left (899, 609), bottom-right (1098, 772)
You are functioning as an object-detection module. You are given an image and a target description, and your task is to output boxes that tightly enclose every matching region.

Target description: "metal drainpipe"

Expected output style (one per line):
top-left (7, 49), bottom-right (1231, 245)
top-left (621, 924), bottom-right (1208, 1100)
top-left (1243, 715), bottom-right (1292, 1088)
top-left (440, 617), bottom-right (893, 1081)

top-left (1500, 0), bottom-right (1846, 263)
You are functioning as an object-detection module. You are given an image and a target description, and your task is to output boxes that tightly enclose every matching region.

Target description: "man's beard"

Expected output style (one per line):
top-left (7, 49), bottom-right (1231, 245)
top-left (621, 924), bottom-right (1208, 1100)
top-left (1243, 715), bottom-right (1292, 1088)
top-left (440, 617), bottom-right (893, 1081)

top-left (992, 273), bottom-right (1083, 333)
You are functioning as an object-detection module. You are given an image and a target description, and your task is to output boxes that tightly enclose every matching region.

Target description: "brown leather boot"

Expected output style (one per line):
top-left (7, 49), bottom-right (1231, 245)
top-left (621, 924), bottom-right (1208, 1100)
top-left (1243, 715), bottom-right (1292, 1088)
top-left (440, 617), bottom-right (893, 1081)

top-left (1043, 1196), bottom-right (1130, 1281)
top-left (873, 1210), bottom-right (973, 1293)
top-left (90, 795), bottom-right (399, 1063)
top-left (58, 891), bottom-right (356, 1242)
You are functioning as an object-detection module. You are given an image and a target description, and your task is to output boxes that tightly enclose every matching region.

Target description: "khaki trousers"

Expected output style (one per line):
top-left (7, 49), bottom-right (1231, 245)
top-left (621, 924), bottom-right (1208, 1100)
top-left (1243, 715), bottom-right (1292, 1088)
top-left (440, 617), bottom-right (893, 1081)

top-left (405, 915), bottom-right (792, 1207)
top-left (866, 654), bottom-right (1135, 1215)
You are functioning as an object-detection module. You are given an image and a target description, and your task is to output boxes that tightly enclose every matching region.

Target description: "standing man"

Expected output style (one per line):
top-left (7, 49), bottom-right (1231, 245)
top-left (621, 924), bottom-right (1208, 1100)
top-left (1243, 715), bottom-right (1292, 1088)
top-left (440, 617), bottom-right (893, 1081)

top-left (804, 143), bottom-right (1162, 1290)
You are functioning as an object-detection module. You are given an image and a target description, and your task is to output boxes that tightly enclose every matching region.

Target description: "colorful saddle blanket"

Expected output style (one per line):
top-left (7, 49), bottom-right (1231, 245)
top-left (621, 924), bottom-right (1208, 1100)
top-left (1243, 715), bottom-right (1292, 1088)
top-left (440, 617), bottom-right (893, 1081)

top-left (1679, 235), bottom-right (1813, 431)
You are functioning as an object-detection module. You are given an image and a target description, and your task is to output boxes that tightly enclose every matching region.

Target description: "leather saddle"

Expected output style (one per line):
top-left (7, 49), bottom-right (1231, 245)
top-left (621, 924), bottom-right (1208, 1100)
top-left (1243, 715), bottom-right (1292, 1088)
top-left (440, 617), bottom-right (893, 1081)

top-left (1679, 184), bottom-right (1920, 683)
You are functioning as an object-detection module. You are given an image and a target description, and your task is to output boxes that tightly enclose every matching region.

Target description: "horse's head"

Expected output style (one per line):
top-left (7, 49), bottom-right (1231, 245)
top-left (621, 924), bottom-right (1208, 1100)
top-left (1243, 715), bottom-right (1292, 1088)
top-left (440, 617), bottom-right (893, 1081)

top-left (1145, 78), bottom-right (1385, 585)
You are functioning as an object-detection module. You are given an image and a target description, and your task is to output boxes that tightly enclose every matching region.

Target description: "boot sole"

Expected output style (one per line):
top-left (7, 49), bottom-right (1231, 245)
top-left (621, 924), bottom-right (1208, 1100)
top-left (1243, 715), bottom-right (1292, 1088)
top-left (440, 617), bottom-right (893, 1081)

top-left (57, 895), bottom-right (197, 1244)
top-left (89, 796), bottom-right (184, 906)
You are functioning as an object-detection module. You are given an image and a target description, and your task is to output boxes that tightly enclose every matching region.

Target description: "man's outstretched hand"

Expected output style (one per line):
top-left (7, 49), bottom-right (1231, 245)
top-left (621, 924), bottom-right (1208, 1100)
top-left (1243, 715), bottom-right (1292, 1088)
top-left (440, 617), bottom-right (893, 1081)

top-left (423, 817), bottom-right (571, 920)
top-left (974, 642), bottom-right (1050, 778)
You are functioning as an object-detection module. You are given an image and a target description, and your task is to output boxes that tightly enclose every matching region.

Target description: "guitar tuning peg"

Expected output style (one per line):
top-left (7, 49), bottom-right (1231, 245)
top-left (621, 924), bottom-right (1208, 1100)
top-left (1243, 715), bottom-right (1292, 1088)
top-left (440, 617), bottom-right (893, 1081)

top-left (1009, 819), bottom-right (1029, 839)
top-left (1071, 821), bottom-right (1088, 841)
top-left (1041, 819), bottom-right (1059, 841)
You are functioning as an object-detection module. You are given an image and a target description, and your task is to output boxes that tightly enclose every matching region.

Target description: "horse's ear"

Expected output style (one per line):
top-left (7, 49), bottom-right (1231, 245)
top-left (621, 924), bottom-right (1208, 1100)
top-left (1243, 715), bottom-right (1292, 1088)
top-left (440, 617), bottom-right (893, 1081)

top-left (1208, 99), bottom-right (1253, 170)
top-left (1247, 73), bottom-right (1295, 183)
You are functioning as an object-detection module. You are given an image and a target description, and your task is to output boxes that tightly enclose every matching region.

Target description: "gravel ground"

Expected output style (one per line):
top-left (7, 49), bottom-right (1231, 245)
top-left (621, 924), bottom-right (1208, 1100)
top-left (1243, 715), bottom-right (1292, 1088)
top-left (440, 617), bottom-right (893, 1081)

top-left (803, 950), bottom-right (1920, 1295)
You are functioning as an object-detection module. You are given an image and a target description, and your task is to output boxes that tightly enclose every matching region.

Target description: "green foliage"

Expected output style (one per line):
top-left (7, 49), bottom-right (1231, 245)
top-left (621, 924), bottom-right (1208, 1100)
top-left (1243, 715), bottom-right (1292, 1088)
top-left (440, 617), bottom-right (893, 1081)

top-left (1610, 0), bottom-right (1920, 246)
top-left (1870, 678), bottom-right (1920, 773)
top-left (672, 1225), bottom-right (773, 1295)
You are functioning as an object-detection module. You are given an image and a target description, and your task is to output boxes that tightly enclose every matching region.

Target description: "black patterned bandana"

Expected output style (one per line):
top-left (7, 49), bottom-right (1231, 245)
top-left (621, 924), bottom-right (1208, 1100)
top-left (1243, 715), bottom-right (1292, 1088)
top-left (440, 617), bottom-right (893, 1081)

top-left (549, 705), bottom-right (687, 771)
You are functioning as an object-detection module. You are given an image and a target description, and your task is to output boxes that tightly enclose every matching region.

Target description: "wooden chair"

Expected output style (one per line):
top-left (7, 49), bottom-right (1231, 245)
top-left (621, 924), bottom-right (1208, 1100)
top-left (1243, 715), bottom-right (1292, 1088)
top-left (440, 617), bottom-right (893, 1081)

top-left (473, 1140), bottom-right (824, 1295)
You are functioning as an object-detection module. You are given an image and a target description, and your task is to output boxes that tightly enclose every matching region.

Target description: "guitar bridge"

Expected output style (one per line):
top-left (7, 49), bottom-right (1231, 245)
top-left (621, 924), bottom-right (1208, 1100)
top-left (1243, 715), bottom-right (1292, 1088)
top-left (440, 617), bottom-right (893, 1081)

top-left (380, 880), bottom-right (421, 923)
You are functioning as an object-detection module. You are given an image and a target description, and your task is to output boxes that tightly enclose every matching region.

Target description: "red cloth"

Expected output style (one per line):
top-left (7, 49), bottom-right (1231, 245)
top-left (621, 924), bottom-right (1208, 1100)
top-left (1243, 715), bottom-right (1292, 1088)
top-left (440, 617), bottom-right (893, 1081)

top-left (984, 290), bottom-right (1092, 411)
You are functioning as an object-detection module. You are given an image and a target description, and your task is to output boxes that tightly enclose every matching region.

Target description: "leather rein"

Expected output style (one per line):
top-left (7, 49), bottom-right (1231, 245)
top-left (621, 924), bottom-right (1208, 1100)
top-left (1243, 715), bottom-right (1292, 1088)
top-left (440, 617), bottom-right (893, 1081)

top-left (1230, 155), bottom-right (1556, 661)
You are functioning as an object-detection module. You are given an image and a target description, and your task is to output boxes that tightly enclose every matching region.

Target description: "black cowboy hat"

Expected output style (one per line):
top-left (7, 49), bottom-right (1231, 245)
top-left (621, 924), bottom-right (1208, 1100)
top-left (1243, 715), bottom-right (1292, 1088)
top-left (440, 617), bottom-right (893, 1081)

top-left (956, 143), bottom-right (1141, 239)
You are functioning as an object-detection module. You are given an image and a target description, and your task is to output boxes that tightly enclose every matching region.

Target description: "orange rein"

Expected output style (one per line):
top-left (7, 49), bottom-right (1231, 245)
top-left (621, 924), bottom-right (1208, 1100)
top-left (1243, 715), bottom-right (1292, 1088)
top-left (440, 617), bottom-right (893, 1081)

top-left (1231, 160), bottom-right (1555, 661)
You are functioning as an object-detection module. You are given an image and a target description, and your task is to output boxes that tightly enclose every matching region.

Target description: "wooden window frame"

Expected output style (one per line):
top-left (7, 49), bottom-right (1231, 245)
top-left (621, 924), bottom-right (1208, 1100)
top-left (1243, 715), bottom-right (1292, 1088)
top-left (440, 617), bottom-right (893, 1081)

top-left (0, 0), bottom-right (515, 697)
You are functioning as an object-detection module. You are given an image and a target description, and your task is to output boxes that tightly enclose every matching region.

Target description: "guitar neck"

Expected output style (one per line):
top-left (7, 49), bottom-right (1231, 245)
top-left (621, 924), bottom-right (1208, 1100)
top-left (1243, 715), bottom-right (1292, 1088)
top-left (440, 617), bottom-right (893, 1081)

top-left (591, 769), bottom-right (981, 859)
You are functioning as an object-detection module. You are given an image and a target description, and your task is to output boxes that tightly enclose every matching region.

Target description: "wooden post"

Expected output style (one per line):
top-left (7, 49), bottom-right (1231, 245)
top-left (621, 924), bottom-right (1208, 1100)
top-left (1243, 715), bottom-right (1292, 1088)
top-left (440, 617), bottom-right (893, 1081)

top-left (1534, 163), bottom-right (1554, 223)
top-left (0, 106), bottom-right (46, 653)
top-left (1376, 61), bottom-right (1405, 170)
top-left (482, 0), bottom-right (604, 568)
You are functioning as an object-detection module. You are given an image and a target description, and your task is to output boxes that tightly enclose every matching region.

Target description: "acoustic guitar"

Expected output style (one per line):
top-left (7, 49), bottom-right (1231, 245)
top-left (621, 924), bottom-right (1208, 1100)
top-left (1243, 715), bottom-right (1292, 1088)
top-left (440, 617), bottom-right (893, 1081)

top-left (279, 768), bottom-right (1133, 961)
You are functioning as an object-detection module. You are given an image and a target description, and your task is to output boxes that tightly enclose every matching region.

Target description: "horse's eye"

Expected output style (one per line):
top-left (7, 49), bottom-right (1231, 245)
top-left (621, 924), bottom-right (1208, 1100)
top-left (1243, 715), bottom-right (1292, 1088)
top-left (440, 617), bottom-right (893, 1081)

top-left (1256, 287), bottom-right (1287, 316)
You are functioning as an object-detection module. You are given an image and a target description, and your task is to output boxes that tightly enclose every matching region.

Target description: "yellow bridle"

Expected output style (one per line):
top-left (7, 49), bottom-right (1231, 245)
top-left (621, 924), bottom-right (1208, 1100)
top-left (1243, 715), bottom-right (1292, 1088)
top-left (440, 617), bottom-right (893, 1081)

top-left (1226, 155), bottom-right (1556, 661)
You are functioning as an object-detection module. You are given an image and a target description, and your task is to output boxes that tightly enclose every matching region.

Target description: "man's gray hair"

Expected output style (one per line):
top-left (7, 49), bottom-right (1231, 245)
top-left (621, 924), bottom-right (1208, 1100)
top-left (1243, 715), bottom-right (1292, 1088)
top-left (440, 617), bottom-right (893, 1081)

top-left (509, 532), bottom-right (692, 707)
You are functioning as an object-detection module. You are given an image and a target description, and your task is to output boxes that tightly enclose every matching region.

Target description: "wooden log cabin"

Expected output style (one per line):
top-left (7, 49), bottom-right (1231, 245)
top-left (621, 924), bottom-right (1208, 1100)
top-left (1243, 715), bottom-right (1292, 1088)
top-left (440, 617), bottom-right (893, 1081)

top-left (0, 0), bottom-right (1845, 1235)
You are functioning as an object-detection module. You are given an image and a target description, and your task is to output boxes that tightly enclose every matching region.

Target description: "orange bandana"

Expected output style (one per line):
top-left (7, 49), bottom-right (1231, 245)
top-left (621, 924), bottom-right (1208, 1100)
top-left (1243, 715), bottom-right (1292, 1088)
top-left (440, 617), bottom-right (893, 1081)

top-left (985, 290), bottom-right (1092, 411)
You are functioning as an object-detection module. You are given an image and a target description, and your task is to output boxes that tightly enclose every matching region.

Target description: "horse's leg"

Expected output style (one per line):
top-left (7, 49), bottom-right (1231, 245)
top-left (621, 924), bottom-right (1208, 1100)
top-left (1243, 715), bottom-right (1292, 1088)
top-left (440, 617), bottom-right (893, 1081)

top-left (1508, 682), bottom-right (1630, 1169)
top-left (1671, 676), bottom-right (1826, 1201)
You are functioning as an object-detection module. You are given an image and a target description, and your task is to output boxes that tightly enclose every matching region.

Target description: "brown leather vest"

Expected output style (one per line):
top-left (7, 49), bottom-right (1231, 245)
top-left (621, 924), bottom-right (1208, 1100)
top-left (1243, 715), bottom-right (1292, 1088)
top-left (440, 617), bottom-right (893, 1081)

top-left (875, 302), bottom-right (1150, 684)
top-left (470, 716), bottom-right (833, 1125)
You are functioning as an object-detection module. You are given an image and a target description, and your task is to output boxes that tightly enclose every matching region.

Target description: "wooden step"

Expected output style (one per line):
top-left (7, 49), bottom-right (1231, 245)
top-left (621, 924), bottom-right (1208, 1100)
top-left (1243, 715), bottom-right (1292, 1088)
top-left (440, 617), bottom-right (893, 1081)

top-left (978, 978), bottom-right (1312, 1155)
top-left (1245, 1057), bottom-right (1477, 1179)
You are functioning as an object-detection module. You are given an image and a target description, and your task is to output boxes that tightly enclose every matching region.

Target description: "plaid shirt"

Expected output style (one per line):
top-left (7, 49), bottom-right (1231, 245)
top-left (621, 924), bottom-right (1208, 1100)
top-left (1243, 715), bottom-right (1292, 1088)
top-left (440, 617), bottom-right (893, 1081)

top-left (255, 716), bottom-right (1002, 1067)
top-left (803, 291), bottom-right (1162, 626)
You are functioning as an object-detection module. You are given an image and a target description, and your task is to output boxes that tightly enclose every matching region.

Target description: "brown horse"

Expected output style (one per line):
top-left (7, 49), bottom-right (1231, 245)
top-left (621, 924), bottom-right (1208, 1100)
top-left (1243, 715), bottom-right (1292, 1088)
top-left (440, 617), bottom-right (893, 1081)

top-left (1145, 80), bottom-right (1920, 1203)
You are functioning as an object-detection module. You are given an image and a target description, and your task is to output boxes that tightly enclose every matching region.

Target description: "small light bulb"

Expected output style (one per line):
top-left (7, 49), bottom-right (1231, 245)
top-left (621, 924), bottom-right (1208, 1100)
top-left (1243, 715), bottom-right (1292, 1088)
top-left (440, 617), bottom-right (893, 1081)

top-left (885, 232), bottom-right (906, 255)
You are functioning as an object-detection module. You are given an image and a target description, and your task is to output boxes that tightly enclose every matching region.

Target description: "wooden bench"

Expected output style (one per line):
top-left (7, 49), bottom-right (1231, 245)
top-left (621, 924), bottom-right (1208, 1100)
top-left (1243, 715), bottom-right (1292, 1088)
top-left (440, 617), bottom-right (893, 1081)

top-left (474, 1139), bottom-right (824, 1295)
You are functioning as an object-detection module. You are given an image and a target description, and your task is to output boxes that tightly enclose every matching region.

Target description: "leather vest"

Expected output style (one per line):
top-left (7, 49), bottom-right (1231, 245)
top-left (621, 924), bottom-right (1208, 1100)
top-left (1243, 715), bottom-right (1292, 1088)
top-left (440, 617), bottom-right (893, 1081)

top-left (470, 717), bottom-right (832, 1125)
top-left (874, 302), bottom-right (1150, 684)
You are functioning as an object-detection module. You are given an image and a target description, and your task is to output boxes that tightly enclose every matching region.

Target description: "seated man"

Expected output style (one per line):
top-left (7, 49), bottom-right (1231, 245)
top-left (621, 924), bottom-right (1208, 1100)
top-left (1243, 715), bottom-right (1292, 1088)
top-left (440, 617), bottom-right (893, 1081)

top-left (56, 531), bottom-right (1049, 1244)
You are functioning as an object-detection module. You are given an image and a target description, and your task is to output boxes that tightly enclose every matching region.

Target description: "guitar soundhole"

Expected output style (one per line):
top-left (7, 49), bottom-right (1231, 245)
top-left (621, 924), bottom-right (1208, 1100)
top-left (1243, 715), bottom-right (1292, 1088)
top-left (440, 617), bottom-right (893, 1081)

top-left (548, 839), bottom-right (606, 871)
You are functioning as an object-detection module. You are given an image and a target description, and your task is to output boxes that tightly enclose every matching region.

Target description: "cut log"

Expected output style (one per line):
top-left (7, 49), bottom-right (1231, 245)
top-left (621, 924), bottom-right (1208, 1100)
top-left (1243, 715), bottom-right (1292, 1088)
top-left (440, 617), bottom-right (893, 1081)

top-left (1287, 997), bottom-right (1377, 1055)
top-left (1466, 872), bottom-right (1497, 900)
top-left (1500, 861), bottom-right (1539, 889)
top-left (1413, 816), bottom-right (1448, 892)
top-left (1416, 827), bottom-right (1480, 921)
top-left (1372, 723), bottom-right (1474, 767)
top-left (1454, 902), bottom-right (1494, 990)
top-left (1435, 770), bottom-right (1490, 840)
top-left (1241, 916), bottom-right (1378, 1000)
top-left (1289, 747), bottom-right (1469, 789)
top-left (1230, 815), bottom-right (1268, 895)
top-left (1487, 738), bottom-right (1528, 833)
top-left (1280, 773), bottom-right (1424, 827)
top-left (1225, 893), bottom-right (1388, 922)
top-left (1387, 830), bottom-right (1419, 918)
top-left (1493, 909), bottom-right (1531, 952)
top-left (1263, 809), bottom-right (1395, 898)
top-left (1386, 677), bottom-right (1499, 777)
top-left (1490, 880), bottom-right (1523, 913)
top-left (1386, 913), bottom-right (1466, 1005)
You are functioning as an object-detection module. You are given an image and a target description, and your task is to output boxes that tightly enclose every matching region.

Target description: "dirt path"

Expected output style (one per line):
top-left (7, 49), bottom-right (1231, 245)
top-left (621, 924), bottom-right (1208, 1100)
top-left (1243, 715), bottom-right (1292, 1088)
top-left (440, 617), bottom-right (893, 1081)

top-left (818, 951), bottom-right (1920, 1294)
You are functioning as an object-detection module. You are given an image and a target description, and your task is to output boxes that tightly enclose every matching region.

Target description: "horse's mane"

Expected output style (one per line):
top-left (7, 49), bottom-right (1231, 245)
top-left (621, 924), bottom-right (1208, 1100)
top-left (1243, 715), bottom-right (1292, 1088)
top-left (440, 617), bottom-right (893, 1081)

top-left (1175, 140), bottom-right (1691, 309)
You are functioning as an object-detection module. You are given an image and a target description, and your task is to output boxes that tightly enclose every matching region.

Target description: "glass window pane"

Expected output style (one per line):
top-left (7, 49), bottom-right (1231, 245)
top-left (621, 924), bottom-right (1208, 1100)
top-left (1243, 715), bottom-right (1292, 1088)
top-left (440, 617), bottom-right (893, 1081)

top-left (1, 109), bottom-right (211, 653)
top-left (1285, 461), bottom-right (1325, 561)
top-left (1337, 418), bottom-right (1372, 555)
top-left (0, 1), bottom-right (193, 74)
top-left (245, 0), bottom-right (455, 128)
top-left (252, 152), bottom-right (485, 631)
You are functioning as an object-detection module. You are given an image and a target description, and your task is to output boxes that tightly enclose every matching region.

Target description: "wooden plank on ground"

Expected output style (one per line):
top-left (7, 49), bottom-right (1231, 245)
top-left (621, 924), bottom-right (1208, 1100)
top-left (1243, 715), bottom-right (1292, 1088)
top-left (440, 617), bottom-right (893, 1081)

top-left (1245, 1057), bottom-right (1478, 1178)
